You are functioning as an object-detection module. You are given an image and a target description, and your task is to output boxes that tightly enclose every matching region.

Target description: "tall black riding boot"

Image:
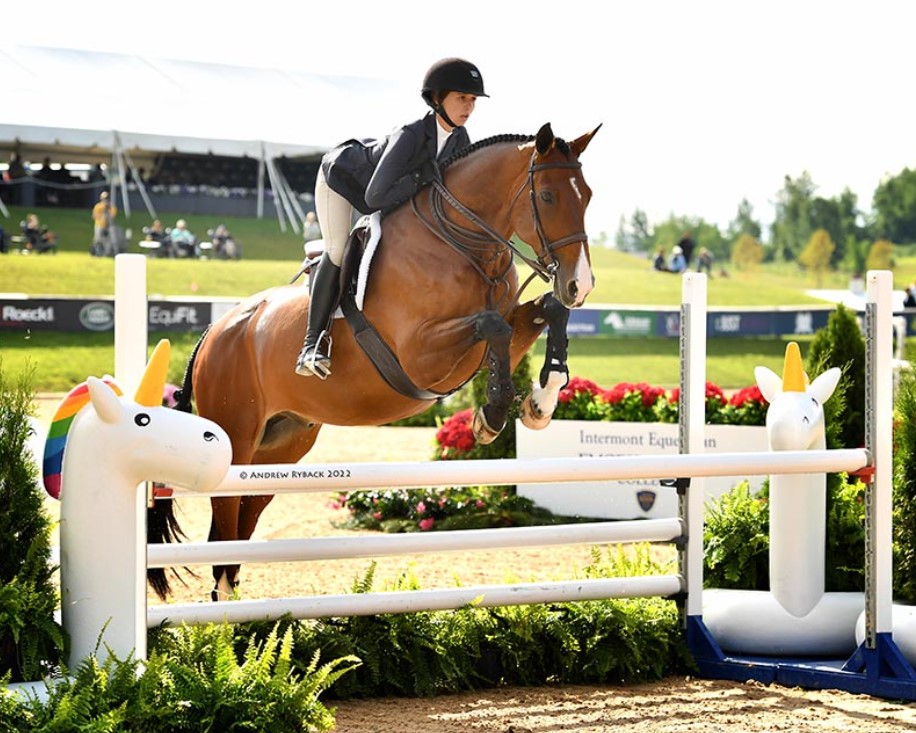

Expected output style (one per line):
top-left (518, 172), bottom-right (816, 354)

top-left (295, 253), bottom-right (342, 378)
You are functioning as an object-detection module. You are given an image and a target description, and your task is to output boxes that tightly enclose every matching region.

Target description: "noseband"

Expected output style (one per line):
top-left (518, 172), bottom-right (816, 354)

top-left (412, 151), bottom-right (588, 286)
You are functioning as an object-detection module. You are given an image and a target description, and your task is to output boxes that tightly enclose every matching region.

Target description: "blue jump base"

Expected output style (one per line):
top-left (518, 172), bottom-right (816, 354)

top-left (687, 615), bottom-right (916, 700)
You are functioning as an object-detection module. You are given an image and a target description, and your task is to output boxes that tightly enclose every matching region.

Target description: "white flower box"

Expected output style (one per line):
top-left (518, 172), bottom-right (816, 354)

top-left (515, 419), bottom-right (768, 519)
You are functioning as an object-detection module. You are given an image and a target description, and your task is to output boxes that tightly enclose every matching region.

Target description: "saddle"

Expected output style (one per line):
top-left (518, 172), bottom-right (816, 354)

top-left (319, 216), bottom-right (446, 402)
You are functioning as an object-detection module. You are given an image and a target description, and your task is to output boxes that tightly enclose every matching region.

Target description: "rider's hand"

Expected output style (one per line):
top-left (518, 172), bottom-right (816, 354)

top-left (414, 160), bottom-right (441, 188)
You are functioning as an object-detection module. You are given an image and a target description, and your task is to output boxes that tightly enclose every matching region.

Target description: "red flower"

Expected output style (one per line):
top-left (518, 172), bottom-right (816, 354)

top-left (729, 385), bottom-right (766, 407)
top-left (603, 382), bottom-right (634, 404)
top-left (558, 376), bottom-right (601, 404)
top-left (435, 409), bottom-right (476, 455)
top-left (668, 383), bottom-right (726, 404)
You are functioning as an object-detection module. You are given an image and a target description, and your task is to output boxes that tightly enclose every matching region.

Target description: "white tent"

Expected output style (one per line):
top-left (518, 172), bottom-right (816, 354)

top-left (0, 44), bottom-right (409, 231)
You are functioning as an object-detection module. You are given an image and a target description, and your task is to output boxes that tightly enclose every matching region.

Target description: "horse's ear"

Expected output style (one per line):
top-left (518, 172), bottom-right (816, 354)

top-left (535, 123), bottom-right (555, 155)
top-left (570, 124), bottom-right (602, 157)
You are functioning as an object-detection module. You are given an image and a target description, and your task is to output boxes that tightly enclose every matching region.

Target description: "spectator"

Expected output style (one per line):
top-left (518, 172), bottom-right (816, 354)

top-left (143, 219), bottom-right (172, 257)
top-left (303, 211), bottom-right (322, 242)
top-left (22, 213), bottom-right (58, 254)
top-left (91, 191), bottom-right (118, 256)
top-left (652, 247), bottom-right (668, 272)
top-left (904, 283), bottom-right (916, 309)
top-left (6, 152), bottom-right (25, 178)
top-left (3, 153), bottom-right (26, 205)
top-left (170, 219), bottom-right (198, 257)
top-left (676, 230), bottom-right (696, 267)
top-left (668, 245), bottom-right (687, 273)
top-left (696, 247), bottom-right (714, 275)
top-left (209, 223), bottom-right (240, 259)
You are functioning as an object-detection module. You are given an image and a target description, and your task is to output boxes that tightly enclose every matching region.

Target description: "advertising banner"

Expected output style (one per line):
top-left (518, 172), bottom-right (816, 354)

top-left (0, 298), bottom-right (212, 333)
top-left (516, 419), bottom-right (768, 519)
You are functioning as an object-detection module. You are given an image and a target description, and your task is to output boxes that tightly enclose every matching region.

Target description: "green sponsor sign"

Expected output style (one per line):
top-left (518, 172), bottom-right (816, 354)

top-left (598, 309), bottom-right (656, 336)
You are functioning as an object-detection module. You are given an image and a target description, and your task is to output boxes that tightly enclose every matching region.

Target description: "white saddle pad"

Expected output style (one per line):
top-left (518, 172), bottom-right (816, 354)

top-left (328, 211), bottom-right (381, 318)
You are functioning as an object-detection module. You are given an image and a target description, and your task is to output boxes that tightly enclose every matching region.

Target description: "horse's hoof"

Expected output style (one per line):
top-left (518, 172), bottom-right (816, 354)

top-left (520, 395), bottom-right (552, 430)
top-left (472, 407), bottom-right (502, 445)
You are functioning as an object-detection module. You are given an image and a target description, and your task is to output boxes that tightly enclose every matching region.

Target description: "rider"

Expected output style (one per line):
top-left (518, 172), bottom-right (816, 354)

top-left (295, 57), bottom-right (488, 378)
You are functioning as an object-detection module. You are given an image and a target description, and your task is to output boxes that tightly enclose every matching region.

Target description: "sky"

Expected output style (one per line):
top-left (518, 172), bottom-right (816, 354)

top-left (5, 0), bottom-right (916, 240)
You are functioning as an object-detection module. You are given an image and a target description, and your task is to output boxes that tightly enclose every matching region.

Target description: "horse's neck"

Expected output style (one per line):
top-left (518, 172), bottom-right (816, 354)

top-left (444, 148), bottom-right (523, 238)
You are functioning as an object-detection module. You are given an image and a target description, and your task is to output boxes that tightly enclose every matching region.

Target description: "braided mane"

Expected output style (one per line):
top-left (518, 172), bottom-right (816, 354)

top-left (440, 133), bottom-right (534, 171)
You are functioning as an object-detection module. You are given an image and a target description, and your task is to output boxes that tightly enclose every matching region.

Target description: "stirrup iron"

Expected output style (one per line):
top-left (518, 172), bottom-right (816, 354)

top-left (297, 330), bottom-right (333, 379)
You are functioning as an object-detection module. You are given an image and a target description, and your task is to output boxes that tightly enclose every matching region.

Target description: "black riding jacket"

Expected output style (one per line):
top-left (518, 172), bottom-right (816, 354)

top-left (321, 112), bottom-right (470, 215)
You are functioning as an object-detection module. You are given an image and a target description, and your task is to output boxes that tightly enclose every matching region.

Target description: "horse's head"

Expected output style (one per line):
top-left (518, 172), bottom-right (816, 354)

top-left (513, 122), bottom-right (601, 308)
top-left (754, 342), bottom-right (841, 451)
top-left (49, 340), bottom-right (232, 498)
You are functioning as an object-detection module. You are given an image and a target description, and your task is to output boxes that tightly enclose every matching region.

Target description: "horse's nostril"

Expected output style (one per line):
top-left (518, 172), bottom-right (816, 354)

top-left (204, 431), bottom-right (218, 442)
top-left (568, 281), bottom-right (579, 299)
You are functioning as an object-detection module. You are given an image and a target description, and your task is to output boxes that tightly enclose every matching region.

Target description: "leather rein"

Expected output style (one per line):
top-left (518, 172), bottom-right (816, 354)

top-left (410, 151), bottom-right (588, 303)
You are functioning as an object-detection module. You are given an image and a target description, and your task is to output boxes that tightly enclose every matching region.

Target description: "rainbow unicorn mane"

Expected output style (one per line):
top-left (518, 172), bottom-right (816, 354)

top-left (43, 377), bottom-right (122, 499)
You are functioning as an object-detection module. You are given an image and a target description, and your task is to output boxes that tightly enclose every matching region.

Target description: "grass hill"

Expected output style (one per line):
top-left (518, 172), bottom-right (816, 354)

top-left (3, 204), bottom-right (915, 393)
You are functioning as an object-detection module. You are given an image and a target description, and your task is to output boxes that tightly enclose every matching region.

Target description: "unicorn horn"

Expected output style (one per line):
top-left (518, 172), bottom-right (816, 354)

top-left (781, 341), bottom-right (806, 392)
top-left (135, 339), bottom-right (171, 407)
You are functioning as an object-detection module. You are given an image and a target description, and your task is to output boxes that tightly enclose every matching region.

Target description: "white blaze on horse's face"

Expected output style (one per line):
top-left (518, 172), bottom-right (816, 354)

top-left (572, 246), bottom-right (594, 307)
top-left (569, 176), bottom-right (583, 202)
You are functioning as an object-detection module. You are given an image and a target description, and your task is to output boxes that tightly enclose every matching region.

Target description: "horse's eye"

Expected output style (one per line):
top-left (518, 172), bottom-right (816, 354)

top-left (135, 413), bottom-right (151, 427)
top-left (810, 397), bottom-right (819, 406)
top-left (539, 191), bottom-right (555, 204)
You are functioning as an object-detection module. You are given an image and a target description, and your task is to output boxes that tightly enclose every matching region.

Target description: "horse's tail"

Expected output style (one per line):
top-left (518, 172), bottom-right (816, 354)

top-left (173, 325), bottom-right (210, 414)
top-left (146, 327), bottom-right (210, 599)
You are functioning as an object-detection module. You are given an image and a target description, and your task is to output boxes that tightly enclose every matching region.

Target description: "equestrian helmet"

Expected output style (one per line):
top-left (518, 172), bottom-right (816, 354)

top-left (421, 58), bottom-right (488, 103)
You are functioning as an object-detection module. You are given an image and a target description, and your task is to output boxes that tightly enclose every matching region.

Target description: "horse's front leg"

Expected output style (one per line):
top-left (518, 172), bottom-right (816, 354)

top-left (513, 292), bottom-right (570, 430)
top-left (470, 310), bottom-right (514, 445)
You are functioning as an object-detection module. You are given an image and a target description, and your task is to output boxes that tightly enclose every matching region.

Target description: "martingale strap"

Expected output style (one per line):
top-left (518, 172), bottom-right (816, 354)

top-left (339, 290), bottom-right (457, 402)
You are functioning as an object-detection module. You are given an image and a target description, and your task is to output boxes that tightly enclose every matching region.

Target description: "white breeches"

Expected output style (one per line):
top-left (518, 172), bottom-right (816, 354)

top-left (314, 168), bottom-right (355, 266)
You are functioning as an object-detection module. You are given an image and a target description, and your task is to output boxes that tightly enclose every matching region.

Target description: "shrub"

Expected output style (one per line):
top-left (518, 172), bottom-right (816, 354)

top-left (806, 304), bottom-right (866, 449)
top-left (703, 474), bottom-right (867, 592)
top-left (553, 376), bottom-right (608, 421)
top-left (0, 360), bottom-right (66, 683)
top-left (892, 371), bottom-right (916, 603)
top-left (332, 484), bottom-right (568, 533)
top-left (289, 550), bottom-right (690, 699)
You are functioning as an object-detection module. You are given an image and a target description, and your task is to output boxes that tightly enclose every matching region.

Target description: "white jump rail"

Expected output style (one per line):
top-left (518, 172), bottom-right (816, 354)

top-left (167, 449), bottom-right (870, 498)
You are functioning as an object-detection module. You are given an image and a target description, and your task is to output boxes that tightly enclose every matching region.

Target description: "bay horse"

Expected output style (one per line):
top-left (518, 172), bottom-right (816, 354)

top-left (165, 122), bottom-right (601, 599)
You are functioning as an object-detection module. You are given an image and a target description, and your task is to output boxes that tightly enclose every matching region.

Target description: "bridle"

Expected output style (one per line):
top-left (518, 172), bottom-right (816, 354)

top-left (411, 149), bottom-right (588, 298)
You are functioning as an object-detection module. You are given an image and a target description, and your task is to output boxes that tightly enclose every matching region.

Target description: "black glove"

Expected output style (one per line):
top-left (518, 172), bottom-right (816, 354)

top-left (414, 159), bottom-right (441, 187)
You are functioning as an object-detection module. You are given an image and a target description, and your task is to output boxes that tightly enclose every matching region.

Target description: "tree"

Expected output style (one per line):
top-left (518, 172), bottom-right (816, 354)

top-left (872, 167), bottom-right (916, 244)
top-left (866, 239), bottom-right (894, 271)
top-left (770, 172), bottom-right (816, 262)
top-left (730, 233), bottom-right (764, 272)
top-left (613, 209), bottom-right (652, 253)
top-left (727, 198), bottom-right (762, 241)
top-left (798, 228), bottom-right (836, 287)
top-left (630, 208), bottom-right (652, 253)
top-left (843, 235), bottom-right (868, 278)
top-left (614, 215), bottom-right (628, 250)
